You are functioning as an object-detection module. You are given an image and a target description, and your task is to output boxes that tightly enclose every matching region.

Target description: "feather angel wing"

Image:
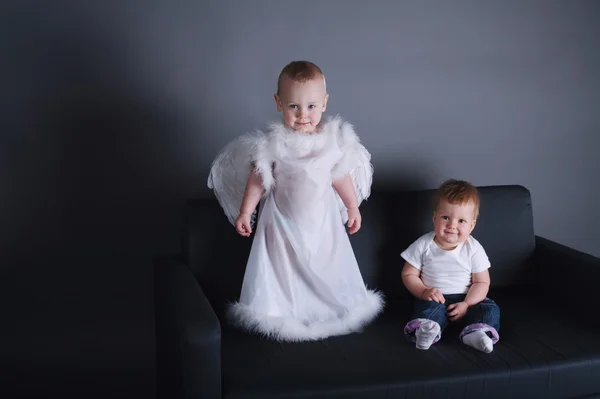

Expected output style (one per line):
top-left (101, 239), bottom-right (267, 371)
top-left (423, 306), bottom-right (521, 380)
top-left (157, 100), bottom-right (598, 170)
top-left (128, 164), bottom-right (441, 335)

top-left (207, 132), bottom-right (274, 227)
top-left (330, 118), bottom-right (374, 224)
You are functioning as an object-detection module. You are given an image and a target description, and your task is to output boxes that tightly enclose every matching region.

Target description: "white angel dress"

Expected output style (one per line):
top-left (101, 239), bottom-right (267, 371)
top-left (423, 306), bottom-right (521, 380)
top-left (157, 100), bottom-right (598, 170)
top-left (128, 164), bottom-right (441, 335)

top-left (207, 115), bottom-right (384, 341)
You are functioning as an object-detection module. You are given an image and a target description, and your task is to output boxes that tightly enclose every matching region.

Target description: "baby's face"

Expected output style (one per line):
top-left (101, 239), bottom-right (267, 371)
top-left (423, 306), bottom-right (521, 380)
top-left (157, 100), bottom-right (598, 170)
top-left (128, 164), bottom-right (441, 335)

top-left (432, 200), bottom-right (477, 250)
top-left (274, 77), bottom-right (328, 134)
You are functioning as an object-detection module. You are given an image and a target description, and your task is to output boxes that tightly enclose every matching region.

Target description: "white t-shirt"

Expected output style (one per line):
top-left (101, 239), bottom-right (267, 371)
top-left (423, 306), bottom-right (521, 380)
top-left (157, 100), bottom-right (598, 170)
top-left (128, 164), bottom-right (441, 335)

top-left (400, 231), bottom-right (491, 295)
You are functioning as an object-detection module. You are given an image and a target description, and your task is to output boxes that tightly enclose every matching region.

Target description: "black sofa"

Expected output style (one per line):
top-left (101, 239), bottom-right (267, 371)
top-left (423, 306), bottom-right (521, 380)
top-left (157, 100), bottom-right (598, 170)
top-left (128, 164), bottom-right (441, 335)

top-left (155, 185), bottom-right (600, 399)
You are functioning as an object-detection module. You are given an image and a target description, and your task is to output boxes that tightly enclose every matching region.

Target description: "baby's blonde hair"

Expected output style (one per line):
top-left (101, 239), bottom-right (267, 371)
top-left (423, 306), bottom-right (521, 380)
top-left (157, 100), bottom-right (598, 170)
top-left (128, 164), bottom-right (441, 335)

top-left (434, 179), bottom-right (481, 220)
top-left (277, 61), bottom-right (327, 94)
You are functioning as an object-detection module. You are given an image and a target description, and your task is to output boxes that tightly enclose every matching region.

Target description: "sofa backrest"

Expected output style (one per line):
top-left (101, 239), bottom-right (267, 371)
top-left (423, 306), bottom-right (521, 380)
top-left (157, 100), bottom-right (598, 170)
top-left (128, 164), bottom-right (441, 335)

top-left (185, 185), bottom-right (536, 312)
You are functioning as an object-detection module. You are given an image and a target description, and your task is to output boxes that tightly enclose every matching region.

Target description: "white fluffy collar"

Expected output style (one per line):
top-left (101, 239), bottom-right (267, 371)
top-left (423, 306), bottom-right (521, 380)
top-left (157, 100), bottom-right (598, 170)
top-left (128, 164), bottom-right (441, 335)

top-left (266, 115), bottom-right (346, 151)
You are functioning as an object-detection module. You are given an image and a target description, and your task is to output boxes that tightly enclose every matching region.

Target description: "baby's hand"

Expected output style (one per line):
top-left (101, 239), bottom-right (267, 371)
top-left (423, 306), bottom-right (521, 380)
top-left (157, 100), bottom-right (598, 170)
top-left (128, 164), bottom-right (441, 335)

top-left (447, 301), bottom-right (468, 321)
top-left (235, 213), bottom-right (252, 237)
top-left (421, 288), bottom-right (445, 304)
top-left (347, 207), bottom-right (362, 234)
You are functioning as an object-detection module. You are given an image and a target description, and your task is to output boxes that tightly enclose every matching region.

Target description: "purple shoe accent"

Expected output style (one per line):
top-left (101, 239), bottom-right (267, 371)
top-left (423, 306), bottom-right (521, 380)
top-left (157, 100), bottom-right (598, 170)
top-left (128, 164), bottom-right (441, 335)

top-left (460, 323), bottom-right (500, 344)
top-left (404, 318), bottom-right (441, 344)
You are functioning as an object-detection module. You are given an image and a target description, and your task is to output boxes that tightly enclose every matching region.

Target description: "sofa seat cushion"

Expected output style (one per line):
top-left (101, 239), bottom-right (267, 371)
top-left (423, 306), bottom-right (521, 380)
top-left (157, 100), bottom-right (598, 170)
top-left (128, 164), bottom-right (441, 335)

top-left (220, 287), bottom-right (600, 399)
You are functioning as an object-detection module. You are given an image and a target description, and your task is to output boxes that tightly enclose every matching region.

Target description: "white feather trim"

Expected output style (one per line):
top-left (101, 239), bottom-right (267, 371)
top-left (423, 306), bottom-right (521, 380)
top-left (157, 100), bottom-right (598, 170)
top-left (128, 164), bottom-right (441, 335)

top-left (226, 289), bottom-right (384, 342)
top-left (266, 119), bottom-right (332, 159)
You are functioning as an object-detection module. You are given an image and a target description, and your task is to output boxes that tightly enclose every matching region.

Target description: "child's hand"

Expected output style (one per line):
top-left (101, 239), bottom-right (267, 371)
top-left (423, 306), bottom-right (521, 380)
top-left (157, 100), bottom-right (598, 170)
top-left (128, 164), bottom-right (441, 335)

top-left (447, 301), bottom-right (468, 321)
top-left (421, 288), bottom-right (445, 304)
top-left (347, 207), bottom-right (362, 234)
top-left (235, 213), bottom-right (252, 237)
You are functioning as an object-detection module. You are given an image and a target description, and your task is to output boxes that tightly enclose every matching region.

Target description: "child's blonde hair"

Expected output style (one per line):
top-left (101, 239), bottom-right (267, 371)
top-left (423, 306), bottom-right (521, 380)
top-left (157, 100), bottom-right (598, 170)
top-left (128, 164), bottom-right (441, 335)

top-left (434, 179), bottom-right (481, 219)
top-left (277, 61), bottom-right (326, 94)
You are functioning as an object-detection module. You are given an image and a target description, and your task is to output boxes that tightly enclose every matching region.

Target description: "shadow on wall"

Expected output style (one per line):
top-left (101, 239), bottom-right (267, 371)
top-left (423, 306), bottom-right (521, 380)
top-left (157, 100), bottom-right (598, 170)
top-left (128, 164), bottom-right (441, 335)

top-left (2, 5), bottom-right (198, 268)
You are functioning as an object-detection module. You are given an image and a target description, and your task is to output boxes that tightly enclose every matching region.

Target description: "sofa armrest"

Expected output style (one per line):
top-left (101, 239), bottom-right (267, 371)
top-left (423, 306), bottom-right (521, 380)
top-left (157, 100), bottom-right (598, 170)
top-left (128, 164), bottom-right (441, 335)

top-left (154, 258), bottom-right (221, 399)
top-left (534, 236), bottom-right (600, 311)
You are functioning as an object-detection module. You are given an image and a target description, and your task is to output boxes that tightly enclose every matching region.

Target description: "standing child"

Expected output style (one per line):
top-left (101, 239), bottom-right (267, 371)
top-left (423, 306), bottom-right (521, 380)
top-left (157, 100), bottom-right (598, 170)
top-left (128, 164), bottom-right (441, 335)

top-left (207, 61), bottom-right (383, 342)
top-left (401, 179), bottom-right (500, 353)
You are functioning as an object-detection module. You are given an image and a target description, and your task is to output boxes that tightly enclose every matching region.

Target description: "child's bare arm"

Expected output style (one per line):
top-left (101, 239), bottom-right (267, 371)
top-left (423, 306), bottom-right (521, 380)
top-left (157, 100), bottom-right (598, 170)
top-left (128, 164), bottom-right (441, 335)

top-left (401, 262), bottom-right (445, 303)
top-left (447, 270), bottom-right (491, 321)
top-left (332, 174), bottom-right (358, 208)
top-left (235, 169), bottom-right (265, 237)
top-left (333, 174), bottom-right (358, 209)
top-left (332, 174), bottom-right (361, 234)
top-left (448, 269), bottom-right (490, 320)
top-left (240, 168), bottom-right (265, 214)
top-left (464, 269), bottom-right (490, 306)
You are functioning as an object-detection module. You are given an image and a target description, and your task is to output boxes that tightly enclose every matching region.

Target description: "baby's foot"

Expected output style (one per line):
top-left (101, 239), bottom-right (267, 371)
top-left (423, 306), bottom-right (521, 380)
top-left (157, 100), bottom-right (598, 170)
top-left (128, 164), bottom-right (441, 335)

top-left (462, 330), bottom-right (493, 353)
top-left (415, 320), bottom-right (441, 350)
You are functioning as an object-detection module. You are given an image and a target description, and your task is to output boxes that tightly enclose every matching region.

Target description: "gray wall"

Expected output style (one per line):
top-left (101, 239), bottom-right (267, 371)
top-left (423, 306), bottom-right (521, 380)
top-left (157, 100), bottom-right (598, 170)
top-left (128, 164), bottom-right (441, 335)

top-left (3, 0), bottom-right (599, 265)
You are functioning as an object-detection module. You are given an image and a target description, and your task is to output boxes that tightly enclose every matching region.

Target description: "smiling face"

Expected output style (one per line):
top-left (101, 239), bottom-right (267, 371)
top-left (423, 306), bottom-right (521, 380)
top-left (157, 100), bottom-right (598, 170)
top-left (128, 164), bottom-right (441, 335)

top-left (274, 76), bottom-right (328, 134)
top-left (432, 199), bottom-right (477, 250)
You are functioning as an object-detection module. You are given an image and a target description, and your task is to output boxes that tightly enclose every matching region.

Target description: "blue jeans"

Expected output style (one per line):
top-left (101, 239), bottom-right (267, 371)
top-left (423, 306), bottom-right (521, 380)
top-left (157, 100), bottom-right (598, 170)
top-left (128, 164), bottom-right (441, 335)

top-left (404, 294), bottom-right (501, 344)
